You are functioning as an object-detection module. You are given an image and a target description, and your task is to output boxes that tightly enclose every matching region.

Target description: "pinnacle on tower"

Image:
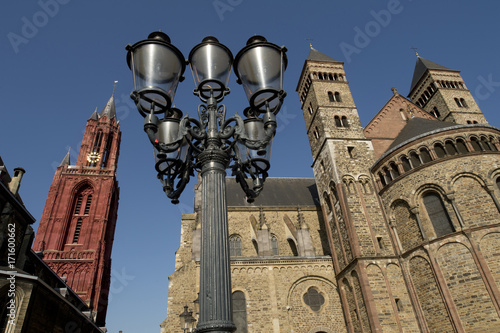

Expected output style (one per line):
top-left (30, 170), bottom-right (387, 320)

top-left (58, 149), bottom-right (71, 167)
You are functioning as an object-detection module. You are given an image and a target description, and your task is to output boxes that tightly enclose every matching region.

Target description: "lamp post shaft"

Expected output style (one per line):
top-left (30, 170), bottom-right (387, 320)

top-left (195, 103), bottom-right (236, 333)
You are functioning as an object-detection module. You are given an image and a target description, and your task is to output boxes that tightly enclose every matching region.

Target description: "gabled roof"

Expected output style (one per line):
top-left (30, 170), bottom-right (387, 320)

top-left (409, 56), bottom-right (456, 94)
top-left (387, 117), bottom-right (458, 150)
top-left (226, 177), bottom-right (319, 207)
top-left (307, 47), bottom-right (342, 64)
top-left (99, 95), bottom-right (116, 119)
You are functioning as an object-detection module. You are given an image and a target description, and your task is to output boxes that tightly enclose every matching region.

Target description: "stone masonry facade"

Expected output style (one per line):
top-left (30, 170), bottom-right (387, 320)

top-left (162, 49), bottom-right (500, 332)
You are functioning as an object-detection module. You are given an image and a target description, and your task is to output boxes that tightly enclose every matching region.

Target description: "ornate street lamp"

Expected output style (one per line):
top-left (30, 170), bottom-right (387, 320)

top-left (126, 32), bottom-right (287, 333)
top-left (179, 306), bottom-right (196, 332)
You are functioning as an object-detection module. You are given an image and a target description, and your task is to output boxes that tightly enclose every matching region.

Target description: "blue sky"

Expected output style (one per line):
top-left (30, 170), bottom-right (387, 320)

top-left (2, 1), bottom-right (500, 332)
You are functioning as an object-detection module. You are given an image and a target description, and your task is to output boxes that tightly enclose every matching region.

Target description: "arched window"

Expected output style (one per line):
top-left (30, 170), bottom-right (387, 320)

top-left (481, 136), bottom-right (494, 151)
top-left (445, 140), bottom-right (458, 155)
top-left (334, 116), bottom-right (342, 127)
top-left (423, 192), bottom-right (454, 237)
top-left (455, 98), bottom-right (463, 107)
top-left (335, 92), bottom-right (342, 102)
top-left (378, 171), bottom-right (386, 187)
top-left (68, 186), bottom-right (93, 244)
top-left (383, 167), bottom-right (392, 183)
top-left (341, 116), bottom-right (349, 127)
top-left (271, 235), bottom-right (279, 256)
top-left (389, 162), bottom-right (400, 178)
top-left (232, 291), bottom-right (248, 332)
top-left (308, 103), bottom-right (313, 115)
top-left (419, 148), bottom-right (432, 163)
top-left (88, 130), bottom-right (104, 167)
top-left (470, 137), bottom-right (482, 151)
top-left (489, 137), bottom-right (498, 151)
top-left (303, 287), bottom-right (325, 312)
top-left (230, 235), bottom-right (242, 257)
top-left (460, 98), bottom-right (468, 108)
top-left (101, 133), bottom-right (113, 168)
top-left (434, 143), bottom-right (446, 158)
top-left (456, 139), bottom-right (468, 154)
top-left (401, 156), bottom-right (411, 172)
top-left (328, 91), bottom-right (335, 102)
top-left (409, 152), bottom-right (421, 168)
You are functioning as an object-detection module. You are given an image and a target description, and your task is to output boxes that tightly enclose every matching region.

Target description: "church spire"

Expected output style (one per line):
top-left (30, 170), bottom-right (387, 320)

top-left (99, 95), bottom-right (116, 119)
top-left (98, 81), bottom-right (119, 119)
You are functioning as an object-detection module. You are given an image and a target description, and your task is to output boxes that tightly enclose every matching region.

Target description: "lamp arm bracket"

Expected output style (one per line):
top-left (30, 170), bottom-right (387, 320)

top-left (233, 165), bottom-right (260, 203)
top-left (217, 104), bottom-right (227, 127)
top-left (220, 113), bottom-right (245, 140)
top-left (197, 104), bottom-right (209, 129)
top-left (161, 161), bottom-right (193, 204)
top-left (180, 115), bottom-right (206, 153)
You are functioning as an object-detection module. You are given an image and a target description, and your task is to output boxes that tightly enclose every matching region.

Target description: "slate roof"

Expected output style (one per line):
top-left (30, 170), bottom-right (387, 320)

top-left (88, 108), bottom-right (99, 121)
top-left (99, 95), bottom-right (116, 119)
top-left (58, 150), bottom-right (71, 167)
top-left (307, 47), bottom-right (342, 63)
top-left (226, 177), bottom-right (320, 207)
top-left (409, 56), bottom-right (456, 94)
top-left (387, 117), bottom-right (458, 151)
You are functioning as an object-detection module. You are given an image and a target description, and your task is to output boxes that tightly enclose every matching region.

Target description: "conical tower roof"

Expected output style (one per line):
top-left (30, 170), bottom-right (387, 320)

top-left (88, 108), bottom-right (98, 121)
top-left (58, 150), bottom-right (71, 167)
top-left (99, 95), bottom-right (116, 119)
top-left (409, 56), bottom-right (456, 94)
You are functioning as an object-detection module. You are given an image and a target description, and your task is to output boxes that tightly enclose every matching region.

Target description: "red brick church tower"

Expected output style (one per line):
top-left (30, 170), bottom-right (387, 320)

top-left (33, 94), bottom-right (121, 326)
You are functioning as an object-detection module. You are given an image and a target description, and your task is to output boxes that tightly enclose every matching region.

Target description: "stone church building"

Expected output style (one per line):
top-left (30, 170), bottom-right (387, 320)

top-left (161, 48), bottom-right (500, 332)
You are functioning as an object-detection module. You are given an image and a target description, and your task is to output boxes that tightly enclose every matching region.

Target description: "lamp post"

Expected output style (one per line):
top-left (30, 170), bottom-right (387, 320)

top-left (126, 32), bottom-right (287, 333)
top-left (179, 306), bottom-right (196, 332)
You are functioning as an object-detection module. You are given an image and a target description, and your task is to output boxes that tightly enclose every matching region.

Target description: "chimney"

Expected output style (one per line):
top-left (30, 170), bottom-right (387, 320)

top-left (8, 167), bottom-right (26, 196)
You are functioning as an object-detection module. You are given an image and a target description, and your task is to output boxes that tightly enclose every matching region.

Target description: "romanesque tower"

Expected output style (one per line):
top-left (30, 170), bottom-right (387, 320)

top-left (298, 45), bottom-right (500, 331)
top-left (408, 55), bottom-right (486, 125)
top-left (297, 48), bottom-right (421, 332)
top-left (32, 94), bottom-right (121, 326)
